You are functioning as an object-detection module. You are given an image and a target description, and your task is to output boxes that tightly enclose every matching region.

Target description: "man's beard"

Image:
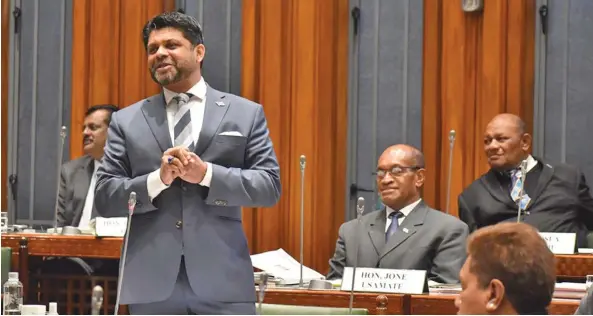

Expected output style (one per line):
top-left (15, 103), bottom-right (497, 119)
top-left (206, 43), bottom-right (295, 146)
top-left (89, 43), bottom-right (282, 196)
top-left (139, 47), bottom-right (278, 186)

top-left (150, 65), bottom-right (184, 86)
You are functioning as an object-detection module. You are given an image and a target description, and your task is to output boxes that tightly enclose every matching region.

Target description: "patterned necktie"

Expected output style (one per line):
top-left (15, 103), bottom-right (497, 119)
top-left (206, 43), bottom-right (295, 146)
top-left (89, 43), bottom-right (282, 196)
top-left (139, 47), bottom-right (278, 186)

top-left (173, 93), bottom-right (194, 151)
top-left (510, 169), bottom-right (523, 203)
top-left (386, 211), bottom-right (403, 242)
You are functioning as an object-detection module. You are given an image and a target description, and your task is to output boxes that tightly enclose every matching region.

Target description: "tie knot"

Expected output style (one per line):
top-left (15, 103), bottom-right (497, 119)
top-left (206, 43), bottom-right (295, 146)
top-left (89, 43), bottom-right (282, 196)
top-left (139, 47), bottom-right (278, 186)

top-left (389, 211), bottom-right (403, 220)
top-left (173, 93), bottom-right (192, 105)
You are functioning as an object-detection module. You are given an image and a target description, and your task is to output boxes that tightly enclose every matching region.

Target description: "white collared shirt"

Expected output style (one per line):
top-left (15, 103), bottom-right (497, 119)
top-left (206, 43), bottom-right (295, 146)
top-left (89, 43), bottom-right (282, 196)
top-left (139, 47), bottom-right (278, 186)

top-left (385, 198), bottom-right (422, 233)
top-left (78, 160), bottom-right (101, 229)
top-left (522, 155), bottom-right (538, 173)
top-left (146, 77), bottom-right (213, 201)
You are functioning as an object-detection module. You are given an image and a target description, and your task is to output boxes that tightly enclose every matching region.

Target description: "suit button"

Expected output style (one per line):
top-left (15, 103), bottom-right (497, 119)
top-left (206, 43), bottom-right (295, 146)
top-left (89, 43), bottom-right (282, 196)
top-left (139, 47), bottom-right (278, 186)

top-left (181, 183), bottom-right (187, 191)
top-left (175, 221), bottom-right (182, 229)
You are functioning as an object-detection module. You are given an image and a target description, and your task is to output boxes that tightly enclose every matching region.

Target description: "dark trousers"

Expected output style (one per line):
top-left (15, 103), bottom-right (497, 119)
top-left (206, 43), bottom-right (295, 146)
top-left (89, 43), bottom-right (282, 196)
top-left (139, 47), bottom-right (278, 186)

top-left (128, 257), bottom-right (255, 315)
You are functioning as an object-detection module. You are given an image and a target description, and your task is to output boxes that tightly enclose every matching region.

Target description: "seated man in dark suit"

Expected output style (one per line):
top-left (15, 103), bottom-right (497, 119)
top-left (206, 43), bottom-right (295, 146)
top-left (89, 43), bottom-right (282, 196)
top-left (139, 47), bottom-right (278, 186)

top-left (327, 144), bottom-right (469, 284)
top-left (458, 113), bottom-right (593, 248)
top-left (57, 104), bottom-right (118, 228)
top-left (39, 105), bottom-right (120, 276)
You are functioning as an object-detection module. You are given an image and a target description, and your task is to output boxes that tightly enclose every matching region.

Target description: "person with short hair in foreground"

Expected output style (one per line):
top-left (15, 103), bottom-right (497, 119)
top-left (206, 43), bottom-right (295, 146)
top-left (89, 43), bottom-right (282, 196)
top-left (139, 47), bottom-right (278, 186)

top-left (455, 222), bottom-right (555, 315)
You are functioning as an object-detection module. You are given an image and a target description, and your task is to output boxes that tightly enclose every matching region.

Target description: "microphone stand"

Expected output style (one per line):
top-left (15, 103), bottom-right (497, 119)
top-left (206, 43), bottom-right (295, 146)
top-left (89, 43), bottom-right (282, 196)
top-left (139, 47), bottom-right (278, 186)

top-left (52, 126), bottom-right (67, 234)
top-left (349, 197), bottom-right (365, 314)
top-left (299, 155), bottom-right (306, 288)
top-left (445, 130), bottom-right (456, 214)
top-left (516, 161), bottom-right (528, 223)
top-left (114, 192), bottom-right (136, 315)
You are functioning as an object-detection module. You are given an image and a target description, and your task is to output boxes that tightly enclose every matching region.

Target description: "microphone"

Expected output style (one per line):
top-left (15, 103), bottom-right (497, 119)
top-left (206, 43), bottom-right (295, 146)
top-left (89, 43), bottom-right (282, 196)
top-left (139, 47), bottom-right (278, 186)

top-left (349, 197), bottom-right (365, 314)
top-left (445, 129), bottom-right (456, 214)
top-left (91, 285), bottom-right (104, 315)
top-left (257, 273), bottom-right (269, 315)
top-left (52, 126), bottom-right (68, 234)
top-left (114, 192), bottom-right (136, 315)
top-left (516, 160), bottom-right (528, 223)
top-left (299, 155), bottom-right (306, 288)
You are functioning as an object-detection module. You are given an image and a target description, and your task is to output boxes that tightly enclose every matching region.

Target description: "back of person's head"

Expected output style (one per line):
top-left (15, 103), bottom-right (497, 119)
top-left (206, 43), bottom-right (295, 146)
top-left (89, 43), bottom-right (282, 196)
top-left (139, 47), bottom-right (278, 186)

top-left (455, 222), bottom-right (555, 315)
top-left (142, 11), bottom-right (204, 50)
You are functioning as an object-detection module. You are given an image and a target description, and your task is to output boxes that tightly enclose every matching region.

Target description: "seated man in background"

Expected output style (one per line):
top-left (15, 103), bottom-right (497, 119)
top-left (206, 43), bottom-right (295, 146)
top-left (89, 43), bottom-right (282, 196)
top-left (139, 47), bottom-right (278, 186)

top-left (458, 113), bottom-right (593, 248)
top-left (38, 105), bottom-right (119, 276)
top-left (327, 144), bottom-right (469, 284)
top-left (57, 104), bottom-right (118, 228)
top-left (455, 222), bottom-right (556, 315)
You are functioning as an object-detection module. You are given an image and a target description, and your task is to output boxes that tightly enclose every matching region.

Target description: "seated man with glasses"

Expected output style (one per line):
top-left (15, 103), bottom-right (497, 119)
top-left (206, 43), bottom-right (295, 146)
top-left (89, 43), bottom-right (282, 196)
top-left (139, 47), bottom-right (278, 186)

top-left (327, 144), bottom-right (469, 284)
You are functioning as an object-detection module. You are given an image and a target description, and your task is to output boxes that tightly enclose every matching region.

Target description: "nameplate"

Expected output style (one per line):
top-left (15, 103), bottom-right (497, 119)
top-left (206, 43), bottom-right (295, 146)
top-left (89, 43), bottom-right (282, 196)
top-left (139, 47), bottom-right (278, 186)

top-left (340, 267), bottom-right (426, 294)
top-left (95, 217), bottom-right (128, 237)
top-left (539, 232), bottom-right (576, 254)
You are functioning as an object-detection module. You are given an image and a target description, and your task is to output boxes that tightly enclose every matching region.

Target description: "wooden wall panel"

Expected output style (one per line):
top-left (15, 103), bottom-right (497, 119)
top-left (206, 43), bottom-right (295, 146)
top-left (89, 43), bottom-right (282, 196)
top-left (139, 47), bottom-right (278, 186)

top-left (70, 0), bottom-right (174, 159)
top-left (241, 0), bottom-right (349, 275)
top-left (423, 0), bottom-right (535, 216)
top-left (1, 0), bottom-right (10, 210)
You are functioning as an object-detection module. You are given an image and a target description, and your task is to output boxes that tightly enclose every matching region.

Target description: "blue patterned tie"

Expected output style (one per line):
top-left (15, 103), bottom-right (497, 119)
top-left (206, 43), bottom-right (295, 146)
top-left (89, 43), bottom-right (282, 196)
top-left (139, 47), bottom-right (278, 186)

top-left (510, 169), bottom-right (523, 203)
top-left (386, 211), bottom-right (403, 242)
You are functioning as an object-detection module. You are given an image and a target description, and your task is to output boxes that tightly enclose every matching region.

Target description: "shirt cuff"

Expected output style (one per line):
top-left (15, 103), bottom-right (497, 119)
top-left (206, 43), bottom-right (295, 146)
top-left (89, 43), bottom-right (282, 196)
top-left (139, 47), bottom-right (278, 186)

top-left (147, 169), bottom-right (169, 201)
top-left (199, 162), bottom-right (213, 187)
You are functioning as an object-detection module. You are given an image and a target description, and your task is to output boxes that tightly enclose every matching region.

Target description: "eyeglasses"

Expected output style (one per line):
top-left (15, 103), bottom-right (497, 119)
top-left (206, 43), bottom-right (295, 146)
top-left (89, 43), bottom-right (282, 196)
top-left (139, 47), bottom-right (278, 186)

top-left (375, 166), bottom-right (423, 178)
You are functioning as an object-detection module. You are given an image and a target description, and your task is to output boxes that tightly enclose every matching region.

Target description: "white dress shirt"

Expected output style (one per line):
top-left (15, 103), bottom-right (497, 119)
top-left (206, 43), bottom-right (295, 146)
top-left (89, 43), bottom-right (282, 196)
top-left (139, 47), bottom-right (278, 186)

top-left (385, 198), bottom-right (422, 233)
top-left (78, 160), bottom-right (101, 228)
top-left (522, 155), bottom-right (538, 173)
top-left (146, 77), bottom-right (213, 201)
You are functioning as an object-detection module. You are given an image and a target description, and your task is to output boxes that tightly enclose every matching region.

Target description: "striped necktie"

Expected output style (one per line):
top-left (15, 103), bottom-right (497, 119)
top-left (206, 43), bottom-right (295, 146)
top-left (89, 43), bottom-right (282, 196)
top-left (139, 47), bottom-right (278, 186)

top-left (173, 93), bottom-right (194, 151)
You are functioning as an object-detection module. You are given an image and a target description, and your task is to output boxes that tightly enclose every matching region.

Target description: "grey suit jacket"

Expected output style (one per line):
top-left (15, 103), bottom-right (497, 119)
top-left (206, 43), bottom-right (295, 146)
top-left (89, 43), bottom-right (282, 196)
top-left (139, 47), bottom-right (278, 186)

top-left (575, 286), bottom-right (593, 315)
top-left (95, 85), bottom-right (281, 305)
top-left (327, 202), bottom-right (468, 284)
top-left (57, 155), bottom-right (96, 227)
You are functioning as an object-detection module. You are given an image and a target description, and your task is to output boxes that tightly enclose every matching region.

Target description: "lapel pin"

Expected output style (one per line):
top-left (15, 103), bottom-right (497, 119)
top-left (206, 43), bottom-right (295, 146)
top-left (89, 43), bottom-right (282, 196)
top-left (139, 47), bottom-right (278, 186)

top-left (215, 101), bottom-right (225, 107)
top-left (403, 228), bottom-right (409, 233)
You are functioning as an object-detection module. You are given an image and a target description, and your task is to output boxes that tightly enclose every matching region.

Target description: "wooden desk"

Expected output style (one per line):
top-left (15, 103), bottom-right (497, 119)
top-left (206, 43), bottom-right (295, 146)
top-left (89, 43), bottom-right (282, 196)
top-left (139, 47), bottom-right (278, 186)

top-left (556, 254), bottom-right (593, 278)
top-left (263, 288), bottom-right (405, 314)
top-left (410, 294), bottom-right (580, 315)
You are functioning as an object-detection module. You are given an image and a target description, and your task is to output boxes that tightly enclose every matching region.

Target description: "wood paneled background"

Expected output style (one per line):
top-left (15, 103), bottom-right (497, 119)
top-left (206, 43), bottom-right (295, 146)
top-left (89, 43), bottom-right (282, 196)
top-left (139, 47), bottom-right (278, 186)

top-left (2, 0), bottom-right (536, 275)
top-left (2, 0), bottom-right (10, 210)
top-left (241, 0), bottom-right (349, 275)
top-left (422, 0), bottom-right (535, 217)
top-left (70, 0), bottom-right (175, 159)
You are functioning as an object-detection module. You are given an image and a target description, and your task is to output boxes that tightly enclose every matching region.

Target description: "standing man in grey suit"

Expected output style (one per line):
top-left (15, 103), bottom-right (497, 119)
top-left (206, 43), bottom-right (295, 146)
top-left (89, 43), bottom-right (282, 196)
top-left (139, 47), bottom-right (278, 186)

top-left (327, 144), bottom-right (468, 284)
top-left (95, 12), bottom-right (281, 315)
top-left (57, 104), bottom-right (118, 228)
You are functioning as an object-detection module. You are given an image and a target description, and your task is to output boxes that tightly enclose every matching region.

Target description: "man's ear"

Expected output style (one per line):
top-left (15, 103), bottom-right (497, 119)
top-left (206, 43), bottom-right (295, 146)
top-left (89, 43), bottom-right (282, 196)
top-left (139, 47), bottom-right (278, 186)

top-left (521, 133), bottom-right (532, 152)
top-left (486, 279), bottom-right (505, 312)
top-left (195, 44), bottom-right (206, 62)
top-left (415, 169), bottom-right (426, 188)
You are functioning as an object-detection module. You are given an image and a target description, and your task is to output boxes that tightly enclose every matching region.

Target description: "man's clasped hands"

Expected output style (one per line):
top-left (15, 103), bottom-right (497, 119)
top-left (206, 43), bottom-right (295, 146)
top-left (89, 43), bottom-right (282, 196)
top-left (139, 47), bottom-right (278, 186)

top-left (160, 146), bottom-right (207, 185)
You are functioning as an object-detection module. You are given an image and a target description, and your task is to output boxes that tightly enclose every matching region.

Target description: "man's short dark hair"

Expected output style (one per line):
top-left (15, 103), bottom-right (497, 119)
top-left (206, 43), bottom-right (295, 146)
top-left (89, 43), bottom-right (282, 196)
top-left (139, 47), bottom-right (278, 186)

top-left (85, 104), bottom-right (118, 125)
top-left (467, 222), bottom-right (555, 315)
top-left (142, 11), bottom-right (204, 50)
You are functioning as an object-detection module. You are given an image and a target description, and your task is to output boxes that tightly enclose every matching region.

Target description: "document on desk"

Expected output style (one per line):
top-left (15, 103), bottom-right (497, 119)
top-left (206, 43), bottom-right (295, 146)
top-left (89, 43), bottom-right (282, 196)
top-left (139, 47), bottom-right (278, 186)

top-left (250, 248), bottom-right (325, 285)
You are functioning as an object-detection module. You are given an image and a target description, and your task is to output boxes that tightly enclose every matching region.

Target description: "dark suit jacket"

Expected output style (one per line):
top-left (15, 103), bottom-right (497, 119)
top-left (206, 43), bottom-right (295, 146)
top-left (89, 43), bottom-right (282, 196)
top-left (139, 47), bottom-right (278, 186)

top-left (327, 202), bottom-right (469, 284)
top-left (57, 155), bottom-right (97, 227)
top-left (458, 158), bottom-right (593, 248)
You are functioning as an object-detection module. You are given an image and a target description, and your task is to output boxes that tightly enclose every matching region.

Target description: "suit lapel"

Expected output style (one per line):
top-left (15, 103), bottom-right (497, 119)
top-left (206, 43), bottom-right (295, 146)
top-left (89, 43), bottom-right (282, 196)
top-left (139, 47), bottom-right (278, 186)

top-left (379, 203), bottom-right (427, 260)
top-left (72, 157), bottom-right (94, 226)
top-left (368, 210), bottom-right (387, 257)
top-left (528, 160), bottom-right (554, 208)
top-left (194, 86), bottom-right (230, 156)
top-left (141, 94), bottom-right (172, 152)
top-left (481, 170), bottom-right (517, 209)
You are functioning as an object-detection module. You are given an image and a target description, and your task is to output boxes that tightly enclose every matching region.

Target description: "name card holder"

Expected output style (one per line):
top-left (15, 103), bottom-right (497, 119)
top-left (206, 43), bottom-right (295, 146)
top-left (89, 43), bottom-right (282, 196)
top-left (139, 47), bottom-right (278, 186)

top-left (95, 217), bottom-right (128, 237)
top-left (539, 232), bottom-right (576, 254)
top-left (340, 267), bottom-right (426, 294)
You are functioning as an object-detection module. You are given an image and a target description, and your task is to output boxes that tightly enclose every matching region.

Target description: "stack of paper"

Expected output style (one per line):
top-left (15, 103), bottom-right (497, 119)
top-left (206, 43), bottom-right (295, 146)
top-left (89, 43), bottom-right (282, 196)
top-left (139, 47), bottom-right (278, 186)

top-left (251, 249), bottom-right (326, 285)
